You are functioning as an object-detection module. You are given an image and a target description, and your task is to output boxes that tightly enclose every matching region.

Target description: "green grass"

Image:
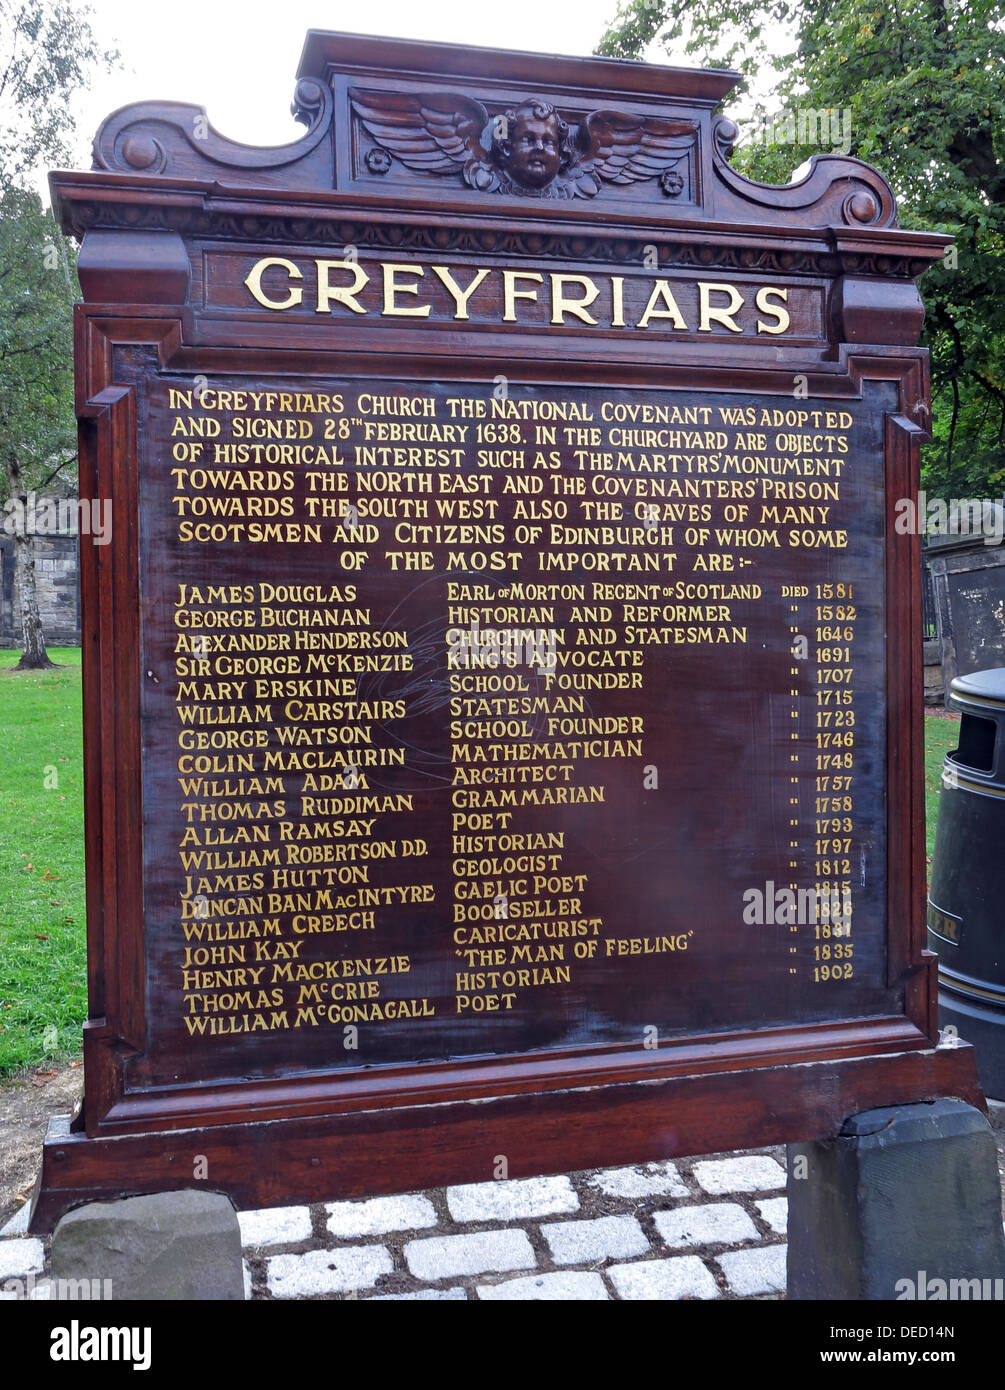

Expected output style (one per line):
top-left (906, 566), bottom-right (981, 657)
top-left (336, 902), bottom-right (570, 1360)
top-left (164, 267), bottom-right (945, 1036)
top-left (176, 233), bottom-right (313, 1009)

top-left (0, 653), bottom-right (967, 1076)
top-left (0, 648), bottom-right (86, 1074)
top-left (924, 711), bottom-right (960, 865)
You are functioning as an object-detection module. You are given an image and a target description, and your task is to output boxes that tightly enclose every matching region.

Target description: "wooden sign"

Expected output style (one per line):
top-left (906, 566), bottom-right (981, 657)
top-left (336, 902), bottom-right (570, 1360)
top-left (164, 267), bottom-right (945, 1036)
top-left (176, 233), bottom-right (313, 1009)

top-left (34, 30), bottom-right (980, 1228)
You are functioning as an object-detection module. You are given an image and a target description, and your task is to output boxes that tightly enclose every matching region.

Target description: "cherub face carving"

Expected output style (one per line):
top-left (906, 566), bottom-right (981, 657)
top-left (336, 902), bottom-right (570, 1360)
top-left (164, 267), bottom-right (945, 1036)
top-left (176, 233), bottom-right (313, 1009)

top-left (351, 88), bottom-right (697, 200)
top-left (496, 102), bottom-right (569, 190)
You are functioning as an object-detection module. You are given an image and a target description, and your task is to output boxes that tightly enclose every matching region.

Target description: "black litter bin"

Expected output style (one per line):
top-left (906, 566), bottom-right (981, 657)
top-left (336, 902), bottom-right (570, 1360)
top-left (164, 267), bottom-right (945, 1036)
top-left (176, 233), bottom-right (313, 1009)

top-left (928, 668), bottom-right (1005, 1099)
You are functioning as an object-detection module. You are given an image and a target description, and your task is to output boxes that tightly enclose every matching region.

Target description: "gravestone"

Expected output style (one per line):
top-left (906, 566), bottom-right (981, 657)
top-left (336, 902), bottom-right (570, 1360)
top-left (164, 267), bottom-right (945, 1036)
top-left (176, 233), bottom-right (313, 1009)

top-left (927, 520), bottom-right (1005, 700)
top-left (33, 30), bottom-right (982, 1231)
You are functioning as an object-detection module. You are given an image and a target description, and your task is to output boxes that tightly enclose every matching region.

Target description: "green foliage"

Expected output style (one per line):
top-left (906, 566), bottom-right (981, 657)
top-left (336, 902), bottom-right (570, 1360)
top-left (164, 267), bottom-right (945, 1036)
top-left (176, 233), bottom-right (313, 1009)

top-left (0, 0), bottom-right (117, 190)
top-left (597, 0), bottom-right (1005, 500)
top-left (0, 3), bottom-right (112, 1062)
top-left (0, 1), bottom-right (117, 497)
top-left (0, 186), bottom-right (77, 495)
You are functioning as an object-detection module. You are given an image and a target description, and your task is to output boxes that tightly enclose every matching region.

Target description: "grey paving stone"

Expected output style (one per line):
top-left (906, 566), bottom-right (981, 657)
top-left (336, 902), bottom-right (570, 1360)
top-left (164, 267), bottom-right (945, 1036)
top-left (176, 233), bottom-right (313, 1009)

top-left (0, 1204), bottom-right (31, 1236)
top-left (478, 1271), bottom-right (609, 1300)
top-left (755, 1197), bottom-right (788, 1235)
top-left (404, 1229), bottom-right (535, 1281)
top-left (266, 1245), bottom-right (393, 1298)
top-left (326, 1194), bottom-right (437, 1238)
top-left (238, 1205), bottom-right (312, 1248)
top-left (656, 1195), bottom-right (756, 1251)
top-left (654, 1202), bottom-right (758, 1248)
top-left (0, 1237), bottom-right (43, 1280)
top-left (718, 1243), bottom-right (788, 1296)
top-left (692, 1155), bottom-right (786, 1195)
top-left (446, 1174), bottom-right (578, 1223)
top-left (609, 1255), bottom-right (720, 1300)
top-left (587, 1162), bottom-right (689, 1200)
top-left (542, 1214), bottom-right (649, 1265)
top-left (370, 1287), bottom-right (468, 1301)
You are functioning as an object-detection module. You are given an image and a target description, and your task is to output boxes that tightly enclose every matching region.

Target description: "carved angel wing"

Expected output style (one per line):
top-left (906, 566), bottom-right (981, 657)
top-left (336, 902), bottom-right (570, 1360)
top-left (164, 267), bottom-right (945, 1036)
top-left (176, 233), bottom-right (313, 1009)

top-left (350, 89), bottom-right (497, 190)
top-left (572, 111), bottom-right (698, 197)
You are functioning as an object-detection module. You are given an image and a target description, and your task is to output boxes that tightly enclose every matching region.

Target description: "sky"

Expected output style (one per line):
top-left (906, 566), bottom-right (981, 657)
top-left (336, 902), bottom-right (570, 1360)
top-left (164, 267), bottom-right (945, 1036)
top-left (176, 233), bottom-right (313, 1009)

top-left (61, 0), bottom-right (674, 182)
top-left (20, 1), bottom-right (796, 205)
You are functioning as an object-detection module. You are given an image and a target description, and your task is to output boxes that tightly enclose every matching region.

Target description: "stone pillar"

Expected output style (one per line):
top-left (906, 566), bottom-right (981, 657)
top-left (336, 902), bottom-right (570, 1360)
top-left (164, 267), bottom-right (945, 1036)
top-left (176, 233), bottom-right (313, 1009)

top-left (787, 1098), bottom-right (1005, 1300)
top-left (51, 1189), bottom-right (245, 1301)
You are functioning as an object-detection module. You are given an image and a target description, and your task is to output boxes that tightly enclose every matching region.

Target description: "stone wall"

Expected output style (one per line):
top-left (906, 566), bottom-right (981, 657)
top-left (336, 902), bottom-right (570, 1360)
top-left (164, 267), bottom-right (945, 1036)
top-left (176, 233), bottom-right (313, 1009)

top-left (924, 639), bottom-right (945, 707)
top-left (0, 532), bottom-right (81, 648)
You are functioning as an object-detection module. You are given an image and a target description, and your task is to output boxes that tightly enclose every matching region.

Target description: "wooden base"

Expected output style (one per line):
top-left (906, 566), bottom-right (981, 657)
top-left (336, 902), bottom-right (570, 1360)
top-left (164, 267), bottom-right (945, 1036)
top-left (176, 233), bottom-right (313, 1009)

top-left (30, 1042), bottom-right (981, 1232)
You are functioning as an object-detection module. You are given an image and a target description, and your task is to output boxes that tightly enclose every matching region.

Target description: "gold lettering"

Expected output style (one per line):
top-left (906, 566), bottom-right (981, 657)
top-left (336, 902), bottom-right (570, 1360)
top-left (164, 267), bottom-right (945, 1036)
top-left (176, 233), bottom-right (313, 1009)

top-left (698, 282), bottom-right (744, 334)
top-left (611, 276), bottom-right (626, 328)
top-left (550, 274), bottom-right (599, 326)
top-left (244, 257), bottom-right (303, 311)
top-left (637, 280), bottom-right (688, 330)
top-left (431, 265), bottom-right (491, 320)
top-left (382, 263), bottom-right (431, 317)
top-left (756, 285), bottom-right (791, 335)
top-left (315, 260), bottom-right (369, 315)
top-left (503, 271), bottom-right (543, 322)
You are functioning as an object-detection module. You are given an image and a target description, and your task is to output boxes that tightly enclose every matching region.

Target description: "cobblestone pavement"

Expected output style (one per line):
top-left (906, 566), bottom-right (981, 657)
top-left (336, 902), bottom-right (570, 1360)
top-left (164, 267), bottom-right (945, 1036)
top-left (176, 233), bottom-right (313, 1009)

top-left (3, 1100), bottom-right (1001, 1300)
top-left (0, 1144), bottom-right (790, 1300)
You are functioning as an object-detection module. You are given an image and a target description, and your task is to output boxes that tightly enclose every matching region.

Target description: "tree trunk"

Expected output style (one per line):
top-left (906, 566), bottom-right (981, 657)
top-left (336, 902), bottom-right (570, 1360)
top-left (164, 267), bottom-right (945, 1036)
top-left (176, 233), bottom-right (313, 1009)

top-left (13, 521), bottom-right (54, 670)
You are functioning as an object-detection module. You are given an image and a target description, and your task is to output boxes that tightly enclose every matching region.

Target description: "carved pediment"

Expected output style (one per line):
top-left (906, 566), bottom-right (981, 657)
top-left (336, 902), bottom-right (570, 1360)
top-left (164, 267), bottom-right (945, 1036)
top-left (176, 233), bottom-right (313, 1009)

top-left (70, 30), bottom-right (907, 235)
